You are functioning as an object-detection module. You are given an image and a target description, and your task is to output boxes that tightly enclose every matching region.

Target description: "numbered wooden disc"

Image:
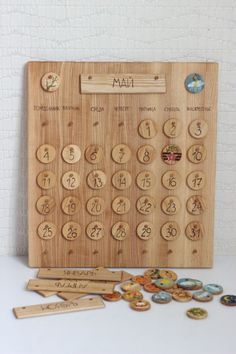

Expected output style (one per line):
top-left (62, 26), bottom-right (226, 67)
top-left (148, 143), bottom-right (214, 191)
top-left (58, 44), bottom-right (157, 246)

top-left (37, 221), bottom-right (56, 240)
top-left (136, 170), bottom-right (156, 190)
top-left (36, 144), bottom-right (56, 164)
top-left (136, 196), bottom-right (156, 215)
top-left (112, 144), bottom-right (131, 164)
top-left (87, 170), bottom-right (106, 189)
top-left (137, 221), bottom-right (154, 240)
top-left (86, 197), bottom-right (105, 216)
top-left (112, 222), bottom-right (130, 241)
top-left (85, 145), bottom-right (103, 164)
top-left (112, 196), bottom-right (130, 215)
top-left (36, 195), bottom-right (55, 215)
top-left (137, 145), bottom-right (156, 164)
top-left (61, 196), bottom-right (80, 215)
top-left (62, 144), bottom-right (81, 164)
top-left (187, 144), bottom-right (207, 164)
top-left (112, 170), bottom-right (132, 190)
top-left (86, 221), bottom-right (104, 241)
top-left (62, 221), bottom-right (81, 241)
top-left (37, 170), bottom-right (56, 190)
top-left (189, 119), bottom-right (208, 139)
top-left (163, 118), bottom-right (182, 138)
top-left (161, 196), bottom-right (181, 215)
top-left (161, 221), bottom-right (180, 241)
top-left (185, 222), bottom-right (204, 241)
top-left (186, 195), bottom-right (206, 215)
top-left (187, 171), bottom-right (206, 190)
top-left (41, 72), bottom-right (61, 92)
top-left (162, 170), bottom-right (181, 190)
top-left (138, 119), bottom-right (157, 139)
top-left (161, 144), bottom-right (182, 165)
top-left (61, 171), bottom-right (80, 190)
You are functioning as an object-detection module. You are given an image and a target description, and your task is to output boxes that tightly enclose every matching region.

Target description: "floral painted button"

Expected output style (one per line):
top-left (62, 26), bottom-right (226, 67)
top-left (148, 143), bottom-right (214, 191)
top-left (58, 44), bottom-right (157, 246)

top-left (102, 291), bottom-right (122, 302)
top-left (193, 290), bottom-right (213, 302)
top-left (186, 307), bottom-right (208, 320)
top-left (161, 221), bottom-right (180, 241)
top-left (138, 119), bottom-right (157, 139)
top-left (136, 170), bottom-right (156, 190)
top-left (41, 72), bottom-right (61, 92)
top-left (184, 73), bottom-right (205, 94)
top-left (163, 118), bottom-right (182, 138)
top-left (120, 281), bottom-right (142, 292)
top-left (161, 144), bottom-right (182, 165)
top-left (172, 290), bottom-right (192, 302)
top-left (159, 270), bottom-right (178, 281)
top-left (185, 221), bottom-right (204, 241)
top-left (122, 290), bottom-right (143, 302)
top-left (144, 268), bottom-right (160, 280)
top-left (155, 278), bottom-right (174, 290)
top-left (203, 284), bottom-right (223, 295)
top-left (143, 282), bottom-right (160, 293)
top-left (132, 275), bottom-right (152, 286)
top-left (152, 291), bottom-right (172, 304)
top-left (220, 295), bottom-right (236, 306)
top-left (130, 299), bottom-right (151, 311)
top-left (36, 144), bottom-right (56, 164)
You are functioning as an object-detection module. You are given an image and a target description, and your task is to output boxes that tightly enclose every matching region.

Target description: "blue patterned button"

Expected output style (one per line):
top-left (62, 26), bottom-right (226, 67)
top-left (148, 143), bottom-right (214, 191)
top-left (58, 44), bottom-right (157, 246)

top-left (152, 291), bottom-right (172, 304)
top-left (185, 73), bottom-right (205, 93)
top-left (193, 290), bottom-right (213, 302)
top-left (203, 284), bottom-right (223, 295)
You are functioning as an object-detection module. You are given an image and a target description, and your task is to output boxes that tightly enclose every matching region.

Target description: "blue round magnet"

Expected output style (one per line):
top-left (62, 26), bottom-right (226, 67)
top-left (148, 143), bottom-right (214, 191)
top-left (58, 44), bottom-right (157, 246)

top-left (152, 291), bottom-right (172, 304)
top-left (203, 284), bottom-right (223, 295)
top-left (185, 73), bottom-right (205, 93)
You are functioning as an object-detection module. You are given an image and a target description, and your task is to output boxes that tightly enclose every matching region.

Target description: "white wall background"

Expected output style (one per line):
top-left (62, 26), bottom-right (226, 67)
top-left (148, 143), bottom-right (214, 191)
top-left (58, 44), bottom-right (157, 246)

top-left (0, 0), bottom-right (235, 256)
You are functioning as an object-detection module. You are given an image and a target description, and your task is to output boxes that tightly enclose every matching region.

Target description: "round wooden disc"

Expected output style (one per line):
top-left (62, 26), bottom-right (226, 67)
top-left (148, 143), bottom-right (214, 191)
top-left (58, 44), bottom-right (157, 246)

top-left (161, 144), bottom-right (182, 165)
top-left (87, 170), bottom-right (107, 189)
top-left (86, 197), bottom-right (105, 216)
top-left (62, 144), bottom-right (81, 164)
top-left (161, 196), bottom-right (181, 215)
top-left (161, 221), bottom-right (180, 241)
top-left (61, 171), bottom-right (80, 190)
top-left (138, 119), bottom-right (157, 139)
top-left (186, 195), bottom-right (206, 215)
top-left (187, 171), bottom-right (206, 190)
top-left (36, 195), bottom-right (55, 215)
top-left (112, 196), bottom-right (130, 215)
top-left (85, 145), bottom-right (103, 164)
top-left (62, 221), bottom-right (81, 241)
top-left (36, 144), bottom-right (56, 164)
top-left (161, 170), bottom-right (181, 190)
top-left (86, 221), bottom-right (104, 240)
top-left (111, 144), bottom-right (131, 164)
top-left (112, 170), bottom-right (132, 190)
top-left (187, 144), bottom-right (207, 164)
top-left (185, 221), bottom-right (204, 241)
top-left (163, 118), bottom-right (182, 138)
top-left (37, 221), bottom-right (56, 240)
top-left (37, 170), bottom-right (56, 190)
top-left (136, 195), bottom-right (156, 215)
top-left (137, 145), bottom-right (156, 164)
top-left (188, 119), bottom-right (208, 139)
top-left (137, 221), bottom-right (154, 240)
top-left (61, 196), bottom-right (80, 215)
top-left (41, 72), bottom-right (61, 92)
top-left (136, 170), bottom-right (156, 190)
top-left (111, 222), bottom-right (130, 241)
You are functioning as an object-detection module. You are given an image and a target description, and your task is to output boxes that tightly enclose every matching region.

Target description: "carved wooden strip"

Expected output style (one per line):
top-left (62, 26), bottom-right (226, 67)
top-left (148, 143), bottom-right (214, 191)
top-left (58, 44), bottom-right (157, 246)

top-left (27, 279), bottom-right (115, 294)
top-left (37, 268), bottom-right (122, 281)
top-left (121, 271), bottom-right (134, 282)
top-left (36, 290), bottom-right (57, 297)
top-left (57, 292), bottom-right (86, 301)
top-left (13, 296), bottom-right (104, 319)
top-left (80, 74), bottom-right (166, 94)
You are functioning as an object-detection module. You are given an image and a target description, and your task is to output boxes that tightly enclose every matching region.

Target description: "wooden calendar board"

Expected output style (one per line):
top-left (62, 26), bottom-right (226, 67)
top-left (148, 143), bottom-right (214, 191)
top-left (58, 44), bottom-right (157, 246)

top-left (28, 61), bottom-right (218, 268)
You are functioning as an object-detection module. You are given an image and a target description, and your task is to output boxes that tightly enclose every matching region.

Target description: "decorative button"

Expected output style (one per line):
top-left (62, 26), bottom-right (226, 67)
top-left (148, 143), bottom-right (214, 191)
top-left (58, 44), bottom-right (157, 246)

top-left (86, 221), bottom-right (104, 240)
top-left (87, 170), bottom-right (106, 189)
top-left (41, 72), bottom-right (61, 92)
top-left (189, 119), bottom-right (208, 139)
top-left (61, 171), bottom-right (80, 190)
top-left (36, 195), bottom-right (55, 215)
top-left (37, 221), bottom-right (56, 240)
top-left (137, 145), bottom-right (156, 164)
top-left (186, 307), bottom-right (208, 320)
top-left (152, 291), bottom-right (172, 304)
top-left (62, 221), bottom-right (81, 241)
top-left (187, 171), bottom-right (206, 190)
top-left (85, 145), bottom-right (103, 164)
top-left (36, 144), bottom-right (56, 164)
top-left (111, 144), bottom-right (131, 164)
top-left (185, 221), bottom-right (204, 241)
top-left (112, 170), bottom-right (132, 190)
top-left (138, 119), bottom-right (157, 139)
top-left (112, 196), bottom-right (130, 215)
top-left (112, 222), bottom-right (130, 241)
top-left (37, 170), bottom-right (56, 190)
top-left (137, 221), bottom-right (154, 240)
top-left (86, 197), bottom-right (105, 216)
top-left (136, 170), bottom-right (156, 190)
top-left (136, 195), bottom-right (156, 215)
top-left (186, 195), bottom-right (206, 215)
top-left (130, 299), bottom-right (151, 311)
top-left (187, 144), bottom-right (207, 164)
top-left (163, 118), bottom-right (182, 138)
top-left (203, 284), bottom-right (223, 295)
top-left (62, 144), bottom-right (81, 164)
top-left (185, 73), bottom-right (205, 94)
top-left (161, 144), bottom-right (182, 165)
top-left (161, 196), bottom-right (181, 215)
top-left (161, 221), bottom-right (180, 241)
top-left (61, 196), bottom-right (80, 215)
top-left (162, 170), bottom-right (181, 190)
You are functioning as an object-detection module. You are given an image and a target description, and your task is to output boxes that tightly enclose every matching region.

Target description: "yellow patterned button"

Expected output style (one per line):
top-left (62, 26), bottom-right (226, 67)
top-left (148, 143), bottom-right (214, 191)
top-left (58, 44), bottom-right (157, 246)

top-left (161, 196), bottom-right (181, 215)
top-left (137, 221), bottom-right (154, 240)
top-left (37, 170), bottom-right (56, 190)
top-left (187, 171), bottom-right (206, 190)
top-left (186, 195), bottom-right (206, 215)
top-left (112, 170), bottom-right (132, 190)
top-left (185, 221), bottom-right (204, 241)
top-left (37, 221), bottom-right (56, 240)
top-left (162, 170), bottom-right (181, 190)
top-left (112, 196), bottom-right (130, 215)
top-left (138, 119), bottom-right (157, 139)
top-left (61, 171), bottom-right (80, 190)
top-left (137, 145), bottom-right (156, 164)
top-left (86, 197), bottom-right (105, 216)
top-left (112, 144), bottom-right (131, 164)
top-left (189, 119), bottom-right (208, 139)
top-left (163, 118), bottom-right (182, 138)
top-left (41, 72), bottom-right (61, 92)
top-left (136, 170), bottom-right (156, 190)
top-left (87, 170), bottom-right (106, 189)
top-left (86, 221), bottom-right (104, 241)
top-left (36, 195), bottom-right (55, 215)
top-left (162, 144), bottom-right (182, 165)
top-left (161, 221), bottom-right (180, 241)
top-left (112, 222), bottom-right (130, 241)
top-left (136, 196), bottom-right (156, 215)
top-left (187, 144), bottom-right (207, 164)
top-left (85, 145), bottom-right (103, 164)
top-left (62, 221), bottom-right (81, 241)
top-left (36, 144), bottom-right (56, 164)
top-left (61, 196), bottom-right (80, 215)
top-left (62, 144), bottom-right (81, 164)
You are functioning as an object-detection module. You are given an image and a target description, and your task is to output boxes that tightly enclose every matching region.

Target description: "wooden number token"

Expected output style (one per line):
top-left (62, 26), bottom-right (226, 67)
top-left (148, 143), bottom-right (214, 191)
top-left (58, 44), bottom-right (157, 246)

top-left (162, 170), bottom-right (181, 190)
top-left (136, 170), bottom-right (156, 190)
top-left (62, 144), bottom-right (81, 164)
top-left (137, 145), bottom-right (156, 164)
top-left (86, 221), bottom-right (104, 240)
top-left (137, 221), bottom-right (154, 240)
top-left (162, 144), bottom-right (182, 165)
top-left (189, 119), bottom-right (208, 139)
top-left (36, 144), bottom-right (56, 164)
top-left (62, 222), bottom-right (81, 241)
top-left (163, 118), bottom-right (182, 138)
top-left (112, 144), bottom-right (131, 164)
top-left (186, 222), bottom-right (204, 241)
top-left (187, 171), bottom-right (206, 190)
top-left (85, 145), bottom-right (103, 164)
top-left (61, 196), bottom-right (80, 215)
top-left (112, 222), bottom-right (130, 241)
top-left (112, 170), bottom-right (132, 190)
top-left (61, 171), bottom-right (80, 190)
top-left (112, 196), bottom-right (130, 215)
top-left (36, 195), bottom-right (55, 215)
top-left (87, 170), bottom-right (106, 189)
top-left (37, 221), bottom-right (56, 240)
top-left (136, 195), bottom-right (156, 215)
top-left (186, 195), bottom-right (206, 215)
top-left (161, 196), bottom-right (181, 215)
top-left (37, 171), bottom-right (56, 190)
top-left (161, 221), bottom-right (180, 241)
top-left (187, 144), bottom-right (207, 164)
top-left (138, 119), bottom-right (157, 139)
top-left (41, 72), bottom-right (61, 92)
top-left (86, 197), bottom-right (105, 216)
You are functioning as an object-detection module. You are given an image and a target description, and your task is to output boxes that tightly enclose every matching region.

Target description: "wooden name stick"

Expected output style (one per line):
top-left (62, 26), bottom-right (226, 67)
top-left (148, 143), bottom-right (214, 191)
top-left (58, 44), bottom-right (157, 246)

top-left (37, 268), bottom-right (122, 281)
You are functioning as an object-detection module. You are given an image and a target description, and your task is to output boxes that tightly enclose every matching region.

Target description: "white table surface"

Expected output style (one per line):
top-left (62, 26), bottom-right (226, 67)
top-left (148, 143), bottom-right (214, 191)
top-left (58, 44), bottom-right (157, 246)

top-left (1, 255), bottom-right (235, 354)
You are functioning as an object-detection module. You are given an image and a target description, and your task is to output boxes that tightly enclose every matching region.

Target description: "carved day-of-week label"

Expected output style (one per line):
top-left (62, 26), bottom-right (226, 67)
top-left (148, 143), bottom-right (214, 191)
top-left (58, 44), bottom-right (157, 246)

top-left (187, 106), bottom-right (211, 112)
top-left (34, 105), bottom-right (80, 111)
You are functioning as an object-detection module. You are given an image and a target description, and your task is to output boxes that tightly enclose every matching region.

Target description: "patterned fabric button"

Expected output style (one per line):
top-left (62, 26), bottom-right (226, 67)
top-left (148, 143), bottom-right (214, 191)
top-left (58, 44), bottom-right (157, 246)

top-left (185, 73), bottom-right (205, 94)
top-left (41, 72), bottom-right (61, 92)
top-left (121, 281), bottom-right (142, 292)
top-left (203, 284), bottom-right (223, 295)
top-left (161, 144), bottom-right (182, 165)
top-left (186, 307), bottom-right (208, 320)
top-left (155, 278), bottom-right (174, 290)
top-left (193, 290), bottom-right (213, 302)
top-left (122, 291), bottom-right (143, 302)
top-left (220, 295), bottom-right (236, 306)
top-left (130, 299), bottom-right (151, 311)
top-left (152, 291), bottom-right (172, 304)
top-left (102, 291), bottom-right (122, 302)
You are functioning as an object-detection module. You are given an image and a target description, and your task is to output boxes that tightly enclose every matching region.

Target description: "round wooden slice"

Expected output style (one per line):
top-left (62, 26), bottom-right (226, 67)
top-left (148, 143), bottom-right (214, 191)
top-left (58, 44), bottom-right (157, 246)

top-left (62, 144), bottom-right (81, 164)
top-left (37, 170), bottom-right (56, 190)
top-left (138, 119), bottom-right (157, 139)
top-left (36, 144), bottom-right (56, 164)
